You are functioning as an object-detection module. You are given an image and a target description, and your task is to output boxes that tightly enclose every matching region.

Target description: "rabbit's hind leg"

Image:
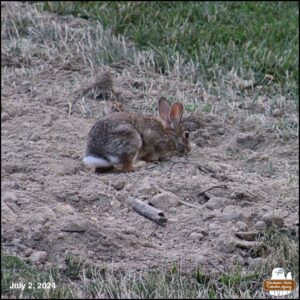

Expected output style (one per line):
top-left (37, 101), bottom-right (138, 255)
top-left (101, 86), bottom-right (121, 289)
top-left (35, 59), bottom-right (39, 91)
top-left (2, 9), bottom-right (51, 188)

top-left (121, 150), bottom-right (140, 172)
top-left (122, 159), bottom-right (134, 172)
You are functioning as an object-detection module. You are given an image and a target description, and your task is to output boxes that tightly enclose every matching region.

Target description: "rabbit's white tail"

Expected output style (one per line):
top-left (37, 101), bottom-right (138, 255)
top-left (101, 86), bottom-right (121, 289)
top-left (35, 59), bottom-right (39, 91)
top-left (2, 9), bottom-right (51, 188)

top-left (83, 155), bottom-right (112, 168)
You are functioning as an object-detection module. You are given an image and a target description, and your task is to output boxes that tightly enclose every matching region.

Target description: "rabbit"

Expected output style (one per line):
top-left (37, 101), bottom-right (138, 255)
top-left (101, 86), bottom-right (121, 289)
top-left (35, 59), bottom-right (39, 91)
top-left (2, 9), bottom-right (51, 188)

top-left (83, 97), bottom-right (191, 172)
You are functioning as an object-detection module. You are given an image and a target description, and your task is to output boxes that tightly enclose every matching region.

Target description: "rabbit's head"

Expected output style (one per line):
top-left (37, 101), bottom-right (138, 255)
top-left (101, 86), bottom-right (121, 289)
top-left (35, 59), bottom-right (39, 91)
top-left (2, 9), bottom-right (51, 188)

top-left (158, 97), bottom-right (191, 155)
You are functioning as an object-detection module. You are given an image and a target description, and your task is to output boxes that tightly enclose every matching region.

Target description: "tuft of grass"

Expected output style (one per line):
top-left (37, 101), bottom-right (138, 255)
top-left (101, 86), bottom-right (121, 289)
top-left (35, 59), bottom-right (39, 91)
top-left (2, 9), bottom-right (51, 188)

top-left (2, 225), bottom-right (298, 299)
top-left (1, 253), bottom-right (74, 299)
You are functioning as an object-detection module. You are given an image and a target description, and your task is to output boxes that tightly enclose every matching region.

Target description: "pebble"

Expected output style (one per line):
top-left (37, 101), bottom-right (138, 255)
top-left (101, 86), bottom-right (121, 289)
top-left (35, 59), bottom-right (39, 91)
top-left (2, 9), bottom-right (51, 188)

top-left (24, 248), bottom-right (33, 257)
top-left (29, 133), bottom-right (40, 142)
top-left (203, 214), bottom-right (215, 221)
top-left (31, 230), bottom-right (43, 241)
top-left (29, 251), bottom-right (47, 265)
top-left (217, 235), bottom-right (236, 253)
top-left (2, 200), bottom-right (18, 222)
top-left (208, 223), bottom-right (219, 231)
top-left (110, 199), bottom-right (121, 208)
top-left (42, 119), bottom-right (53, 127)
top-left (190, 232), bottom-right (204, 241)
top-left (53, 204), bottom-right (75, 215)
top-left (14, 224), bottom-right (24, 232)
top-left (169, 207), bottom-right (177, 214)
top-left (1, 112), bottom-right (10, 122)
top-left (255, 220), bottom-right (267, 231)
top-left (61, 218), bottom-right (88, 232)
top-left (57, 232), bottom-right (64, 239)
top-left (218, 211), bottom-right (243, 222)
top-left (16, 198), bottom-right (30, 205)
top-left (149, 191), bottom-right (181, 210)
top-left (29, 207), bottom-right (56, 225)
top-left (2, 192), bottom-right (17, 202)
top-left (235, 221), bottom-right (248, 232)
top-left (115, 192), bottom-right (126, 202)
top-left (124, 184), bottom-right (134, 193)
top-left (112, 180), bottom-right (125, 191)
top-left (235, 231), bottom-right (258, 241)
top-left (205, 197), bottom-right (226, 210)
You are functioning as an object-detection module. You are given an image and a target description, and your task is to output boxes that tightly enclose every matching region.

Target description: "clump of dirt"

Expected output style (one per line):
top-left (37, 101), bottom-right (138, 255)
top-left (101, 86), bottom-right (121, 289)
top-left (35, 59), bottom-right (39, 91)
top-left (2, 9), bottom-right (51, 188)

top-left (1, 1), bottom-right (298, 275)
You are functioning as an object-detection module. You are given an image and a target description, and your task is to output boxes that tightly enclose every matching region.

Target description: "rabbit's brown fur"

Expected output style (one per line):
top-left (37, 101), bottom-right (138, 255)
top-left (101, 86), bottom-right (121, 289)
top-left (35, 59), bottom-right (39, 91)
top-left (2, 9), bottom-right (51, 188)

top-left (83, 98), bottom-right (190, 172)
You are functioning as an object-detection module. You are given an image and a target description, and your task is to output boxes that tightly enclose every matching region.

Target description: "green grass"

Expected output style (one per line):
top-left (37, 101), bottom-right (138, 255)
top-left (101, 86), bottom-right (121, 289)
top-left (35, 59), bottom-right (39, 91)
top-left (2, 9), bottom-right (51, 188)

top-left (38, 1), bottom-right (299, 99)
top-left (2, 227), bottom-right (298, 299)
top-left (1, 254), bottom-right (73, 299)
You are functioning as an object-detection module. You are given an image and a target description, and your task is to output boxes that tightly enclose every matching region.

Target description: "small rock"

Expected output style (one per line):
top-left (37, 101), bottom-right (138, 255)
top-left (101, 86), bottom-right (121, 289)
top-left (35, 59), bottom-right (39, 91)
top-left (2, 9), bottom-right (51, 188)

top-left (217, 127), bottom-right (225, 135)
top-left (190, 232), bottom-right (204, 241)
top-left (235, 133), bottom-right (263, 150)
top-left (235, 231), bottom-right (258, 241)
top-left (16, 198), bottom-right (30, 205)
top-left (2, 192), bottom-right (17, 202)
top-left (208, 223), bottom-right (219, 232)
top-left (57, 232), bottom-right (64, 239)
top-left (24, 248), bottom-right (33, 257)
top-left (1, 112), bottom-right (10, 122)
top-left (1, 200), bottom-right (18, 222)
top-left (200, 230), bottom-right (209, 236)
top-left (112, 180), bottom-right (125, 191)
top-left (29, 133), bottom-right (40, 142)
top-left (125, 184), bottom-right (134, 193)
top-left (29, 251), bottom-right (47, 265)
top-left (31, 230), bottom-right (43, 241)
top-left (217, 209), bottom-right (243, 222)
top-left (262, 212), bottom-right (284, 227)
top-left (61, 218), bottom-right (88, 232)
top-left (205, 197), bottom-right (226, 210)
top-left (15, 224), bottom-right (24, 232)
top-left (149, 191), bottom-right (181, 210)
top-left (235, 221), bottom-right (248, 232)
top-left (42, 119), bottom-right (53, 127)
top-left (115, 192), bottom-right (126, 202)
top-left (29, 207), bottom-right (56, 225)
top-left (2, 164), bottom-right (15, 174)
top-left (53, 204), bottom-right (75, 215)
top-left (217, 235), bottom-right (236, 253)
top-left (255, 220), bottom-right (267, 231)
top-left (236, 240), bottom-right (262, 250)
top-left (203, 214), bottom-right (215, 221)
top-left (231, 189), bottom-right (255, 201)
top-left (169, 207), bottom-right (177, 214)
top-left (136, 184), bottom-right (158, 198)
top-left (110, 199), bottom-right (121, 208)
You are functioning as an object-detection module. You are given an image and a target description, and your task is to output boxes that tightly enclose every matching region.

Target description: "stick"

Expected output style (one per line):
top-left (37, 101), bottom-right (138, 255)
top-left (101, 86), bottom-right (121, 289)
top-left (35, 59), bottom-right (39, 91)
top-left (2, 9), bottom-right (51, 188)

top-left (198, 184), bottom-right (228, 196)
top-left (178, 199), bottom-right (203, 209)
top-left (128, 198), bottom-right (168, 226)
top-left (207, 260), bottom-right (227, 274)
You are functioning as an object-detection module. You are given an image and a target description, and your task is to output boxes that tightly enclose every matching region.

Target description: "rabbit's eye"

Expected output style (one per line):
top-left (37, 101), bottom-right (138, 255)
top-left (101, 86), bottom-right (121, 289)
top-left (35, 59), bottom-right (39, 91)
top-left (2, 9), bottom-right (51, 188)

top-left (184, 131), bottom-right (189, 138)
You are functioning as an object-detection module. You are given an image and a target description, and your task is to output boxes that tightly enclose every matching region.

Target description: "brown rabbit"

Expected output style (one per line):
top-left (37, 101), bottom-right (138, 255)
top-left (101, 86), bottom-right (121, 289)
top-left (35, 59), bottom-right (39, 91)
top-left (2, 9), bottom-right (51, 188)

top-left (83, 97), bottom-right (190, 172)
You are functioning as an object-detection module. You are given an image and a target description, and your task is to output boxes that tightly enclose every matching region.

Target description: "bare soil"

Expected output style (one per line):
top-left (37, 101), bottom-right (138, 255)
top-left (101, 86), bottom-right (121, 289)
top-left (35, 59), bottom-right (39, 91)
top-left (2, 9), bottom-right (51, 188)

top-left (1, 1), bottom-right (298, 274)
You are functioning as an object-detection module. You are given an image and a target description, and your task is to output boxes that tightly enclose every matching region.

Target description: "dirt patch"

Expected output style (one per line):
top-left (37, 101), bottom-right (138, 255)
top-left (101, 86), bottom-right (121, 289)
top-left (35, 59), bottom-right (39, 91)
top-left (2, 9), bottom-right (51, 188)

top-left (1, 2), bottom-right (298, 274)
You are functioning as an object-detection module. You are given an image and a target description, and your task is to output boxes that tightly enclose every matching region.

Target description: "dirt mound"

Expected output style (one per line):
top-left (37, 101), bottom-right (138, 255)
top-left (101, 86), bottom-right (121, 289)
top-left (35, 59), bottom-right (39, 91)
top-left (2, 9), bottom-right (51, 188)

top-left (1, 1), bottom-right (298, 274)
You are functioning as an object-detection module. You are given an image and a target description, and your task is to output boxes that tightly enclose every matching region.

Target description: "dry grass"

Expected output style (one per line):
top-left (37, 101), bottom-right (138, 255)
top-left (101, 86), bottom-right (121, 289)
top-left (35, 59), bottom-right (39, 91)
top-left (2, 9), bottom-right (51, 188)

top-left (2, 2), bottom-right (298, 135)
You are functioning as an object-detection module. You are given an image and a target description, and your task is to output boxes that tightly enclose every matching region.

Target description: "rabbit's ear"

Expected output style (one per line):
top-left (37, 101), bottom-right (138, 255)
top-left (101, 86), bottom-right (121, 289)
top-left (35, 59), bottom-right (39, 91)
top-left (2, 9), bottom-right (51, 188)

top-left (169, 103), bottom-right (183, 127)
top-left (158, 97), bottom-right (171, 122)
